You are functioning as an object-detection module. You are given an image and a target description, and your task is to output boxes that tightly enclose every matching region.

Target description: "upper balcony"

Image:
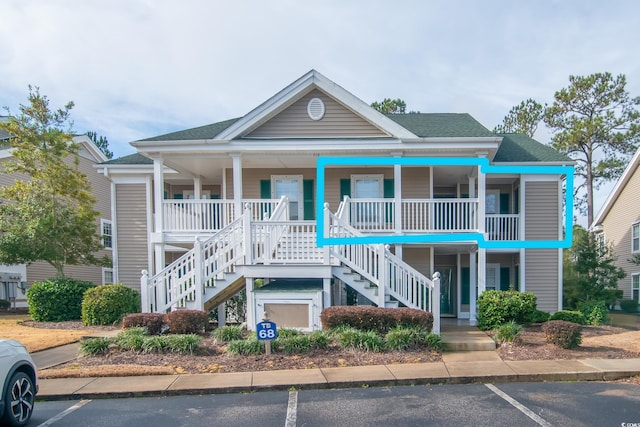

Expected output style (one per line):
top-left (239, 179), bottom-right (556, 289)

top-left (160, 197), bottom-right (520, 241)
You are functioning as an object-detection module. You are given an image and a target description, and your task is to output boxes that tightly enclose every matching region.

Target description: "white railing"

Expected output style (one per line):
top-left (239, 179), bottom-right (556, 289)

top-left (402, 198), bottom-right (478, 232)
top-left (162, 199), bottom-right (281, 232)
top-left (252, 221), bottom-right (323, 264)
top-left (348, 198), bottom-right (395, 232)
top-left (142, 215), bottom-right (245, 313)
top-left (486, 214), bottom-right (520, 240)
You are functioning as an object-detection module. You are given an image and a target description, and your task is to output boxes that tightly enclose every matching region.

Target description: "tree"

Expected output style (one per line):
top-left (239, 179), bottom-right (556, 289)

top-left (0, 86), bottom-right (109, 278)
top-left (544, 73), bottom-right (640, 226)
top-left (87, 131), bottom-right (113, 159)
top-left (493, 98), bottom-right (545, 137)
top-left (563, 225), bottom-right (625, 309)
top-left (371, 98), bottom-right (407, 114)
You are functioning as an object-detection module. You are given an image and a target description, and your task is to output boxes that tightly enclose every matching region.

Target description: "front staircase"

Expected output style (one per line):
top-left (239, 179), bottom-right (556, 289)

top-left (141, 199), bottom-right (441, 333)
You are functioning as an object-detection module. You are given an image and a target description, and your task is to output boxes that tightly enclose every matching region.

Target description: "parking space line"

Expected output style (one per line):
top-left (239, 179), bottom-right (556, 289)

top-left (485, 384), bottom-right (551, 427)
top-left (285, 390), bottom-right (297, 427)
top-left (37, 399), bottom-right (91, 427)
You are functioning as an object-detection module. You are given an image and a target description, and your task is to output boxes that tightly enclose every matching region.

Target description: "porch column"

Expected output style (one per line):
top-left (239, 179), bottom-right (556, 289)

top-left (469, 251), bottom-right (477, 321)
top-left (193, 176), bottom-right (202, 199)
top-left (245, 277), bottom-right (255, 331)
top-left (231, 154), bottom-right (243, 217)
top-left (323, 278), bottom-right (331, 310)
top-left (469, 176), bottom-right (476, 237)
top-left (393, 154), bottom-right (402, 234)
top-left (477, 162), bottom-right (486, 236)
top-left (478, 247), bottom-right (486, 295)
top-left (153, 158), bottom-right (165, 275)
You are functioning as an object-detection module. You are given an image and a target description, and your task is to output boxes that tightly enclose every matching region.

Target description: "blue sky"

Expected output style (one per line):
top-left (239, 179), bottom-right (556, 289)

top-left (1, 0), bottom-right (639, 222)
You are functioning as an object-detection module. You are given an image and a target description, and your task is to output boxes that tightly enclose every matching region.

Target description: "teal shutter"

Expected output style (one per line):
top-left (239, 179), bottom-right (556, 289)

top-left (514, 265), bottom-right (520, 291)
top-left (340, 179), bottom-right (351, 198)
top-left (461, 267), bottom-right (470, 305)
top-left (383, 179), bottom-right (394, 222)
top-left (514, 188), bottom-right (520, 214)
top-left (500, 194), bottom-right (510, 214)
top-left (173, 194), bottom-right (183, 199)
top-left (500, 267), bottom-right (510, 291)
top-left (211, 194), bottom-right (220, 199)
top-left (163, 191), bottom-right (168, 199)
top-left (260, 180), bottom-right (271, 199)
top-left (303, 179), bottom-right (314, 220)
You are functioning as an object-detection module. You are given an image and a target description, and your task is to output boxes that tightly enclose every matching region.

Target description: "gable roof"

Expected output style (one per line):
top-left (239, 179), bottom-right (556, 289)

top-left (493, 133), bottom-right (571, 163)
top-left (386, 113), bottom-right (495, 138)
top-left (591, 146), bottom-right (640, 228)
top-left (139, 118), bottom-right (241, 142)
top-left (101, 153), bottom-right (153, 165)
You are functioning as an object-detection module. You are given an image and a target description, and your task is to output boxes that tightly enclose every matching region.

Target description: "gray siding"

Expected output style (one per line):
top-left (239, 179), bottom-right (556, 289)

top-left (115, 184), bottom-right (148, 291)
top-left (525, 248), bottom-right (560, 312)
top-left (601, 162), bottom-right (640, 299)
top-left (524, 181), bottom-right (559, 239)
top-left (248, 89), bottom-right (387, 138)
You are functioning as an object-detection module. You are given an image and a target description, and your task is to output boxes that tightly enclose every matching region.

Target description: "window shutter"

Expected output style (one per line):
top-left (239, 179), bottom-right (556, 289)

top-left (500, 267), bottom-right (510, 291)
top-left (260, 180), bottom-right (271, 199)
top-left (514, 265), bottom-right (519, 291)
top-left (211, 194), bottom-right (220, 199)
top-left (340, 179), bottom-right (351, 198)
top-left (173, 194), bottom-right (183, 200)
top-left (461, 267), bottom-right (470, 305)
top-left (383, 179), bottom-right (394, 198)
top-left (514, 188), bottom-right (520, 214)
top-left (303, 179), bottom-right (315, 220)
top-left (500, 194), bottom-right (510, 214)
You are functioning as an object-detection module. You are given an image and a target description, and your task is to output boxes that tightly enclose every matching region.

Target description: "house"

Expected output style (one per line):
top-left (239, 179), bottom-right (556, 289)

top-left (0, 121), bottom-right (113, 307)
top-left (591, 146), bottom-right (640, 306)
top-left (97, 70), bottom-right (572, 333)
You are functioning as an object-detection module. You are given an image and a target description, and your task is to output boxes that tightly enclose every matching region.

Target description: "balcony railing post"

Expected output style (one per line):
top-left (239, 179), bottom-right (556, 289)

top-left (194, 239), bottom-right (203, 310)
top-left (378, 245), bottom-right (387, 307)
top-left (141, 270), bottom-right (149, 313)
top-left (323, 203), bottom-right (331, 264)
top-left (432, 272), bottom-right (441, 335)
top-left (243, 203), bottom-right (252, 265)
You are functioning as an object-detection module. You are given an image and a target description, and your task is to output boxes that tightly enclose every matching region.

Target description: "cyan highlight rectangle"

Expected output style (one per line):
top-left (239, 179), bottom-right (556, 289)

top-left (315, 156), bottom-right (574, 249)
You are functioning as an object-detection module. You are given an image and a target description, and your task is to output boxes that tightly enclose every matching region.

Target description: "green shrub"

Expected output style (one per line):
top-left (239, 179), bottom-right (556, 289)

top-left (549, 310), bottom-right (586, 325)
top-left (577, 301), bottom-right (609, 325)
top-left (276, 328), bottom-right (301, 339)
top-left (82, 284), bottom-right (141, 326)
top-left (494, 321), bottom-right (522, 344)
top-left (122, 313), bottom-right (166, 335)
top-left (527, 309), bottom-right (550, 323)
top-left (321, 306), bottom-right (433, 334)
top-left (211, 325), bottom-right (245, 341)
top-left (307, 330), bottom-right (329, 350)
top-left (165, 309), bottom-right (209, 334)
top-left (424, 333), bottom-right (445, 351)
top-left (115, 327), bottom-right (147, 351)
top-left (620, 299), bottom-right (639, 314)
top-left (337, 329), bottom-right (385, 352)
top-left (227, 338), bottom-right (263, 355)
top-left (542, 320), bottom-right (582, 349)
top-left (166, 334), bottom-right (202, 354)
top-left (79, 337), bottom-right (114, 356)
top-left (276, 335), bottom-right (312, 354)
top-left (385, 326), bottom-right (430, 351)
top-left (476, 290), bottom-right (537, 330)
top-left (0, 299), bottom-right (10, 310)
top-left (27, 279), bottom-right (95, 321)
top-left (141, 336), bottom-right (170, 353)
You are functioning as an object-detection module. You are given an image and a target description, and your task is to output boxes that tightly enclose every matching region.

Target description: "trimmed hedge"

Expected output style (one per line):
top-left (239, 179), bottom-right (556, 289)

top-left (549, 310), bottom-right (586, 325)
top-left (123, 313), bottom-right (166, 335)
top-left (577, 300), bottom-right (608, 325)
top-left (320, 306), bottom-right (433, 334)
top-left (476, 290), bottom-right (537, 330)
top-left (27, 279), bottom-right (95, 321)
top-left (542, 320), bottom-right (582, 349)
top-left (165, 309), bottom-right (209, 334)
top-left (82, 284), bottom-right (141, 325)
top-left (620, 299), bottom-right (639, 314)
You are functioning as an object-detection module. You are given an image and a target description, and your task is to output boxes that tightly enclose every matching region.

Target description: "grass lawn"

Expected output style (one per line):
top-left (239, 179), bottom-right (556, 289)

top-left (0, 314), bottom-right (98, 352)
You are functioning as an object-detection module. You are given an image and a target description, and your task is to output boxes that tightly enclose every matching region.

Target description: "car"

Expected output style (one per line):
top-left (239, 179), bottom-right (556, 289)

top-left (0, 339), bottom-right (38, 426)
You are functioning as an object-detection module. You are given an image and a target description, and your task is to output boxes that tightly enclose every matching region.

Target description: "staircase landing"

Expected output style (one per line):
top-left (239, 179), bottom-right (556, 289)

top-left (440, 321), bottom-right (496, 352)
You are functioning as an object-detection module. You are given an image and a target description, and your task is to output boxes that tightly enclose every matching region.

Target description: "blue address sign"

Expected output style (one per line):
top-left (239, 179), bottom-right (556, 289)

top-left (256, 321), bottom-right (278, 340)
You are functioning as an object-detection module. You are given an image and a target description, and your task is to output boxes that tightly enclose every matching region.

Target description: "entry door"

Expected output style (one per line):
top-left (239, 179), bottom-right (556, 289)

top-left (272, 176), bottom-right (303, 220)
top-left (486, 263), bottom-right (500, 291)
top-left (436, 266), bottom-right (456, 316)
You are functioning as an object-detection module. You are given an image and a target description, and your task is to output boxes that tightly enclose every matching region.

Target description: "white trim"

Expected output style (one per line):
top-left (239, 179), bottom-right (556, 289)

top-left (632, 273), bottom-right (640, 302)
top-left (102, 267), bottom-right (114, 285)
top-left (145, 175), bottom-right (154, 276)
top-left (558, 248), bottom-right (563, 311)
top-left (592, 147), bottom-right (640, 228)
top-left (100, 218), bottom-right (113, 250)
top-left (110, 182), bottom-right (118, 283)
top-left (632, 221), bottom-right (640, 254)
top-left (520, 248), bottom-right (526, 292)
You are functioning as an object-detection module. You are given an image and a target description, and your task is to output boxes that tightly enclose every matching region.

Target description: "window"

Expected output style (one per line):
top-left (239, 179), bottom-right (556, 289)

top-left (633, 274), bottom-right (640, 302)
top-left (103, 268), bottom-right (114, 285)
top-left (596, 232), bottom-right (606, 257)
top-left (101, 219), bottom-right (112, 249)
top-left (271, 175), bottom-right (303, 220)
top-left (633, 222), bottom-right (640, 253)
top-left (351, 175), bottom-right (383, 226)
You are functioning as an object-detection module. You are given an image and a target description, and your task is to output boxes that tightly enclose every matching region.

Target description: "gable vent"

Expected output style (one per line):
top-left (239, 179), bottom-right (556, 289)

top-left (307, 97), bottom-right (325, 120)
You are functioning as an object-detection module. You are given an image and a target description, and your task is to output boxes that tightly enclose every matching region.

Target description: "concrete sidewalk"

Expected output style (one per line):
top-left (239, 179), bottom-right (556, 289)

top-left (36, 352), bottom-right (640, 400)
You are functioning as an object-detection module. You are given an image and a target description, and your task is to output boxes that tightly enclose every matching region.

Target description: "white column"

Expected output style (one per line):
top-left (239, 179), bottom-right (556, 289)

top-left (478, 247), bottom-right (486, 295)
top-left (469, 251), bottom-right (477, 321)
top-left (323, 278), bottom-right (331, 310)
top-left (153, 158), bottom-right (164, 233)
top-left (245, 278), bottom-right (255, 330)
top-left (194, 176), bottom-right (202, 199)
top-left (231, 154), bottom-right (243, 217)
top-left (146, 175), bottom-right (155, 275)
top-left (469, 176), bottom-right (477, 234)
top-left (393, 158), bottom-right (402, 234)
top-left (477, 164), bottom-right (486, 236)
top-left (432, 272), bottom-right (441, 335)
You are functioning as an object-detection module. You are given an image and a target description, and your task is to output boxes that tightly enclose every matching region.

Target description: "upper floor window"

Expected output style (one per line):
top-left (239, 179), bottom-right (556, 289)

top-left (633, 222), bottom-right (640, 253)
top-left (101, 219), bottom-right (112, 249)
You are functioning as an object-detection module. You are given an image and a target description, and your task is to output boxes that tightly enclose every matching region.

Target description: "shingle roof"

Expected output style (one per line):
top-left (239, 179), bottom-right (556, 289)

top-left (494, 133), bottom-right (571, 163)
top-left (385, 113), bottom-right (496, 138)
top-left (101, 153), bottom-right (152, 165)
top-left (139, 118), bottom-right (241, 142)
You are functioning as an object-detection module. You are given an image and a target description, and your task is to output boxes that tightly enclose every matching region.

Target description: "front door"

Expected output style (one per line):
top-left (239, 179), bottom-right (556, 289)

top-left (436, 266), bottom-right (456, 316)
top-left (272, 176), bottom-right (303, 220)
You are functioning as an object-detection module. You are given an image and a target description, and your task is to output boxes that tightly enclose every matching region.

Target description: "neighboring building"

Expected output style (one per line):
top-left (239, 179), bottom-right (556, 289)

top-left (98, 70), bottom-right (571, 332)
top-left (591, 147), bottom-right (640, 305)
top-left (0, 127), bottom-right (113, 307)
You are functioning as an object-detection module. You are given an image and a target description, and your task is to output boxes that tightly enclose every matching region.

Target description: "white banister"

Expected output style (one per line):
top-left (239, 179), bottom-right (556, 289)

top-left (431, 272), bottom-right (441, 334)
top-left (140, 270), bottom-right (149, 313)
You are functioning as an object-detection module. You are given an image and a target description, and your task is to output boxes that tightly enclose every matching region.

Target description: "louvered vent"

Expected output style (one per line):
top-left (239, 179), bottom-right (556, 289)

top-left (307, 97), bottom-right (325, 120)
